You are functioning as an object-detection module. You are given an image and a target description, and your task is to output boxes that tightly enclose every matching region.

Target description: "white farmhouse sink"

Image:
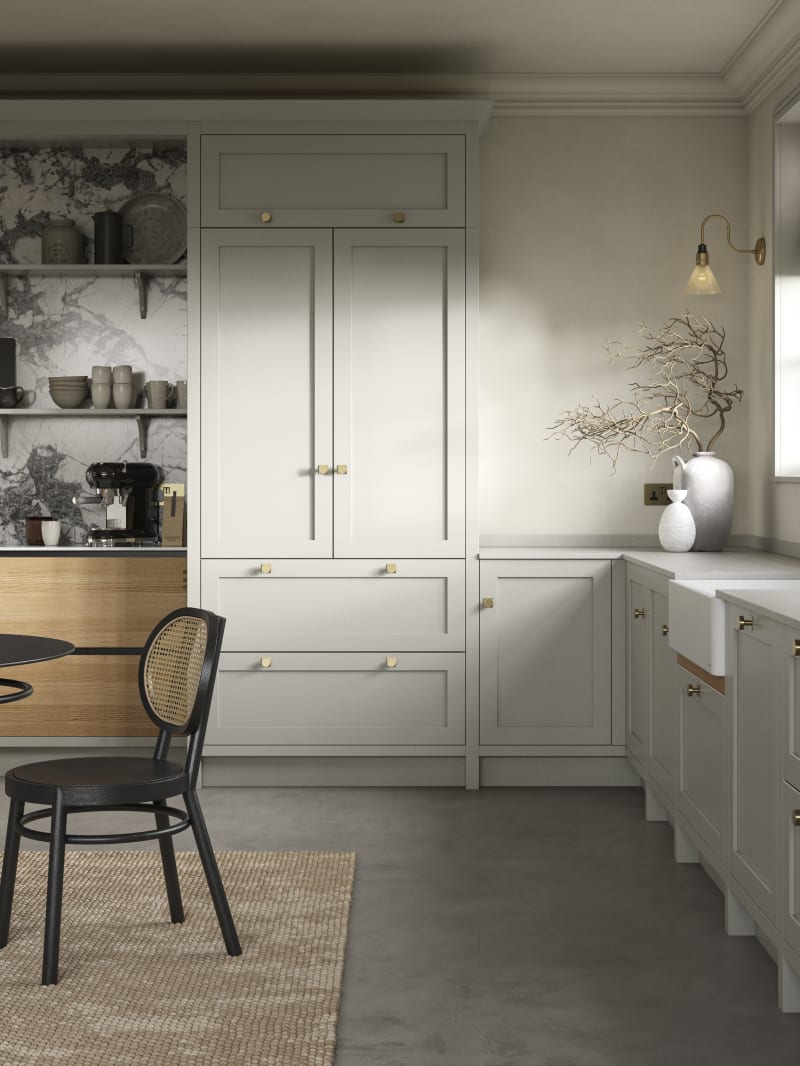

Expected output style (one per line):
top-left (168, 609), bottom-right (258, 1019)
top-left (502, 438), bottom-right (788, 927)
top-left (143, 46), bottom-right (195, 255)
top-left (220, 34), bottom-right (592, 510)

top-left (668, 579), bottom-right (800, 675)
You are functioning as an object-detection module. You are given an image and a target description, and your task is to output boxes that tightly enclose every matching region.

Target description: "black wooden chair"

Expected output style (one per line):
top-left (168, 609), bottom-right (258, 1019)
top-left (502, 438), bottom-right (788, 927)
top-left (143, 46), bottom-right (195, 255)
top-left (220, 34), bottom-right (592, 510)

top-left (0, 607), bottom-right (241, 984)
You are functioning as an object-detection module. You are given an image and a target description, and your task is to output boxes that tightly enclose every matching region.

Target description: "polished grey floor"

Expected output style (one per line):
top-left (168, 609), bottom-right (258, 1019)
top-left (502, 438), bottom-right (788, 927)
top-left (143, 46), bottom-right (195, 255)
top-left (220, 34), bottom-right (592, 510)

top-left (2, 785), bottom-right (799, 1064)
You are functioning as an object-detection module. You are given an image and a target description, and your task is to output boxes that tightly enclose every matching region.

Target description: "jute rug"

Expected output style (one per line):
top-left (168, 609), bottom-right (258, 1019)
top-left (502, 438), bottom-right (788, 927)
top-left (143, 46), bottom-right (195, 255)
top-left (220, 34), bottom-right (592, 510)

top-left (0, 850), bottom-right (355, 1066)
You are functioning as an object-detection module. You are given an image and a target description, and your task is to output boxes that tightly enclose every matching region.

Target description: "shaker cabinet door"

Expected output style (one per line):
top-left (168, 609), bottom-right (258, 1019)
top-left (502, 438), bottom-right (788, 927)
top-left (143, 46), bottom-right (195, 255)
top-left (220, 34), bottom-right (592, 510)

top-left (200, 229), bottom-right (333, 558)
top-left (332, 229), bottom-right (465, 558)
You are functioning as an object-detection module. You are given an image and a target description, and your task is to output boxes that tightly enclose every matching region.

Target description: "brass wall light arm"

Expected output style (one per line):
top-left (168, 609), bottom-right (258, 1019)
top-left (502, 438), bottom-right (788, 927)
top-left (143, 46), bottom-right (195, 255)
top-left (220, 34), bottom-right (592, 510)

top-left (698, 213), bottom-right (766, 265)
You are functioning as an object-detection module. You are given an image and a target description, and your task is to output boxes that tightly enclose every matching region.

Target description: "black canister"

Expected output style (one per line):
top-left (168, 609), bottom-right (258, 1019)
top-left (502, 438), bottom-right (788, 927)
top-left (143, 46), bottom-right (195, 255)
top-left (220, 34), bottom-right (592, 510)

top-left (93, 210), bottom-right (123, 264)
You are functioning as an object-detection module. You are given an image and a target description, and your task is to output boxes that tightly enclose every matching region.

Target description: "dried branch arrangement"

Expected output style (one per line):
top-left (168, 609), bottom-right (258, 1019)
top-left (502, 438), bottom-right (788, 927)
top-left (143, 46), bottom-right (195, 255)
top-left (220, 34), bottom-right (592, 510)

top-left (547, 311), bottom-right (743, 468)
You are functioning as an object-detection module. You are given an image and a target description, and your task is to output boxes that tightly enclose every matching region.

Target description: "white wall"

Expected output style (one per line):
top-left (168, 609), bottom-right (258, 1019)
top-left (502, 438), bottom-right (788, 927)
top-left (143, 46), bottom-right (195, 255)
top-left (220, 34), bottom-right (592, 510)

top-left (750, 69), bottom-right (800, 549)
top-left (479, 115), bottom-right (749, 541)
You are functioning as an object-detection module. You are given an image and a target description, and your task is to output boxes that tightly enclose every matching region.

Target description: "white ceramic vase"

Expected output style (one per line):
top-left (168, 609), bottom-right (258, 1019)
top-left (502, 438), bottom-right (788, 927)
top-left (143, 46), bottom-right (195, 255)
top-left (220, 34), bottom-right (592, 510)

top-left (658, 489), bottom-right (696, 552)
top-left (672, 452), bottom-right (734, 552)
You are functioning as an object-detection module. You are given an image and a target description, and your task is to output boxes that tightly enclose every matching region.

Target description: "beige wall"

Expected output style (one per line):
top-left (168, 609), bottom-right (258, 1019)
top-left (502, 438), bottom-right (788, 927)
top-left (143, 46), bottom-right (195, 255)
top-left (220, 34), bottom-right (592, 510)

top-left (750, 69), bottom-right (800, 548)
top-left (479, 115), bottom-right (749, 541)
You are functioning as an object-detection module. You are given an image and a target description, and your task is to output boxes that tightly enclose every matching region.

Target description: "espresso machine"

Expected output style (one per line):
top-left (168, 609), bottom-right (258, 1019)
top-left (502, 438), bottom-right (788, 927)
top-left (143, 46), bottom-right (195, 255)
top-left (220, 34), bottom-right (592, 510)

top-left (75, 461), bottom-right (161, 546)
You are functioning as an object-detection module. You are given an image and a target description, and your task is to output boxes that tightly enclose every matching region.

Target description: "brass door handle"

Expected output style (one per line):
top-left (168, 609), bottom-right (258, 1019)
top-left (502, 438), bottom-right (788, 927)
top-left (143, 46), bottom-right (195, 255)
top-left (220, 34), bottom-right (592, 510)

top-left (687, 684), bottom-right (701, 697)
top-left (336, 464), bottom-right (348, 475)
top-left (633, 608), bottom-right (645, 619)
top-left (386, 656), bottom-right (398, 668)
top-left (260, 563), bottom-right (272, 575)
top-left (261, 656), bottom-right (272, 669)
top-left (794, 639), bottom-right (800, 657)
top-left (482, 597), bottom-right (494, 608)
top-left (793, 810), bottom-right (800, 827)
top-left (662, 624), bottom-right (669, 636)
top-left (317, 464), bottom-right (330, 475)
top-left (261, 211), bottom-right (272, 223)
top-left (386, 563), bottom-right (397, 574)
top-left (393, 212), bottom-right (406, 223)
top-left (738, 616), bottom-right (754, 630)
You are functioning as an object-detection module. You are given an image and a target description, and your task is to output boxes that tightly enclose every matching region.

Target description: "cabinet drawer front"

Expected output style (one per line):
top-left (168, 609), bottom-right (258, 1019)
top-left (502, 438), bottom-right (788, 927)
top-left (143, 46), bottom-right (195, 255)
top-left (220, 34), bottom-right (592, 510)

top-left (201, 134), bottom-right (465, 227)
top-left (782, 782), bottom-right (800, 960)
top-left (208, 652), bottom-right (465, 745)
top-left (677, 675), bottom-right (725, 858)
top-left (202, 560), bottom-right (465, 651)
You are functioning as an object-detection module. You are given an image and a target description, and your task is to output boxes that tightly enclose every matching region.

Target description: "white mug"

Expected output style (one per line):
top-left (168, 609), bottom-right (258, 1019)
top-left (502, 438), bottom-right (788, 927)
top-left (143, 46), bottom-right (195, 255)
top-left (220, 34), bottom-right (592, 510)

top-left (112, 364), bottom-right (132, 382)
top-left (41, 520), bottom-right (61, 546)
top-left (145, 380), bottom-right (174, 409)
top-left (175, 379), bottom-right (188, 408)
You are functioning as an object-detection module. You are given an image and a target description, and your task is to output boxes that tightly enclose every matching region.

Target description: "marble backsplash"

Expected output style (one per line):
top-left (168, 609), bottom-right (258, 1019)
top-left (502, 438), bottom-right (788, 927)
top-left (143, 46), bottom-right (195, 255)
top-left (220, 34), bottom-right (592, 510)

top-left (0, 145), bottom-right (187, 544)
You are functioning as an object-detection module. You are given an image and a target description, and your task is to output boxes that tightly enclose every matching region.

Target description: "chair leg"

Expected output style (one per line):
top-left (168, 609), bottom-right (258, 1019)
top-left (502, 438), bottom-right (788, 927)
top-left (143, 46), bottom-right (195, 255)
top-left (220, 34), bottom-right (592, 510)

top-left (0, 798), bottom-right (24, 948)
top-left (184, 790), bottom-right (241, 956)
top-left (42, 791), bottom-right (67, 985)
top-left (154, 800), bottom-right (184, 923)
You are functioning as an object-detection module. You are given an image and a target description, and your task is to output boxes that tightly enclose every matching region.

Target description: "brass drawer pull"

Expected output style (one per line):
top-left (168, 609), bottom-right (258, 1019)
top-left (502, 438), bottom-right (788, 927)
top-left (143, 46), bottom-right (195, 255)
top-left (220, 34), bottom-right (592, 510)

top-left (738, 615), bottom-right (754, 630)
top-left (317, 464), bottom-right (330, 475)
top-left (386, 563), bottom-right (397, 574)
top-left (260, 563), bottom-right (272, 575)
top-left (662, 624), bottom-right (669, 636)
top-left (794, 639), bottom-right (800, 657)
top-left (687, 684), bottom-right (701, 697)
top-left (793, 810), bottom-right (800, 827)
top-left (261, 656), bottom-right (272, 669)
top-left (261, 211), bottom-right (272, 223)
top-left (386, 656), bottom-right (398, 669)
top-left (633, 608), bottom-right (645, 619)
top-left (336, 464), bottom-right (348, 475)
top-left (393, 212), bottom-right (406, 223)
top-left (482, 597), bottom-right (494, 609)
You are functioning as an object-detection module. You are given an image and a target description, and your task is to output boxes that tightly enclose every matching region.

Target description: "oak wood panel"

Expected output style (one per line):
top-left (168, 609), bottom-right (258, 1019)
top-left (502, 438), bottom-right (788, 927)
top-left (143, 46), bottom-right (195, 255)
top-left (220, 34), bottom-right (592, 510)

top-left (0, 655), bottom-right (157, 736)
top-left (0, 557), bottom-right (186, 647)
top-left (676, 653), bottom-right (726, 694)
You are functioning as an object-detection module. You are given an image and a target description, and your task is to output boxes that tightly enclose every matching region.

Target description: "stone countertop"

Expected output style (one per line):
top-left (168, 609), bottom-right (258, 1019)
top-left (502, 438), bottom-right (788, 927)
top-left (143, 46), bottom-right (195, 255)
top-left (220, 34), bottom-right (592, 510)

top-left (715, 586), bottom-right (800, 629)
top-left (0, 546), bottom-right (186, 556)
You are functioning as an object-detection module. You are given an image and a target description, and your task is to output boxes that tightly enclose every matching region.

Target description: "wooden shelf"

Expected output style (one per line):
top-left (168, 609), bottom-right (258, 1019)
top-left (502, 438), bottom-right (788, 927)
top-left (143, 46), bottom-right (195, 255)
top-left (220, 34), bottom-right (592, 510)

top-left (0, 263), bottom-right (186, 318)
top-left (0, 408), bottom-right (186, 459)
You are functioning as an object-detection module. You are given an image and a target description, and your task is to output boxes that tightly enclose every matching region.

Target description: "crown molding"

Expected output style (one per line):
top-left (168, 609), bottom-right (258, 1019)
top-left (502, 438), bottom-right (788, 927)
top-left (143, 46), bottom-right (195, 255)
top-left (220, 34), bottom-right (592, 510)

top-left (723, 0), bottom-right (800, 111)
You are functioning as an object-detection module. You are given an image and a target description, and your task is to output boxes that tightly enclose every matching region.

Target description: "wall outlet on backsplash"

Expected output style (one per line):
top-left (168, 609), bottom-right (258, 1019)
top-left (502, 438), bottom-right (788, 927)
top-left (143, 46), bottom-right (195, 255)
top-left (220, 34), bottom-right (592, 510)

top-left (643, 483), bottom-right (672, 506)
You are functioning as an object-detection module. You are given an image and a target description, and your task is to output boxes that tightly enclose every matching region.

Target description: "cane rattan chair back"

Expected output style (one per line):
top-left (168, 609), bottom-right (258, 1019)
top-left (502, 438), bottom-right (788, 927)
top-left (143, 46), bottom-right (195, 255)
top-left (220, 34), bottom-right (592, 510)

top-left (140, 611), bottom-right (213, 735)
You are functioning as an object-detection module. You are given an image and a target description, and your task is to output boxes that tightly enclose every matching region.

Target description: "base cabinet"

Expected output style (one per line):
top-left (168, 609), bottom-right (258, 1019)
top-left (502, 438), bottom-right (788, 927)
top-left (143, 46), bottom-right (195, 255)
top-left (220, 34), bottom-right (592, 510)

top-left (782, 782), bottom-right (800, 962)
top-left (479, 560), bottom-right (612, 746)
top-left (676, 663), bottom-right (726, 860)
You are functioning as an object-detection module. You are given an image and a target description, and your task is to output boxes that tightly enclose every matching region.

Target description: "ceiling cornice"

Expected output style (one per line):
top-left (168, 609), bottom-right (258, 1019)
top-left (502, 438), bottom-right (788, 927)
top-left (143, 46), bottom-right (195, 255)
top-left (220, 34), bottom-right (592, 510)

top-left (723, 0), bottom-right (800, 110)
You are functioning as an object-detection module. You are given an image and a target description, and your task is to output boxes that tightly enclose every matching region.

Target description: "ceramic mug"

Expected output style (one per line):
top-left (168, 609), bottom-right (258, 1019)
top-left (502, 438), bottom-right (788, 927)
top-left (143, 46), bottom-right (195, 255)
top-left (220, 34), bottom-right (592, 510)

top-left (112, 364), bottom-right (132, 383)
top-left (175, 380), bottom-right (188, 408)
top-left (145, 380), bottom-right (174, 409)
top-left (91, 381), bottom-right (112, 409)
top-left (112, 381), bottom-right (134, 409)
top-left (92, 365), bottom-right (112, 383)
top-left (25, 516), bottom-right (49, 546)
top-left (0, 386), bottom-right (23, 409)
top-left (40, 520), bottom-right (61, 546)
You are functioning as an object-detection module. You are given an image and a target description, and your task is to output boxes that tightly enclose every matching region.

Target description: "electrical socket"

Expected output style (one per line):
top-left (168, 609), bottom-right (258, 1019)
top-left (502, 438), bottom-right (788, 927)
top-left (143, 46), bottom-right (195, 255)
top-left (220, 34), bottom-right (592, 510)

top-left (643, 483), bottom-right (673, 506)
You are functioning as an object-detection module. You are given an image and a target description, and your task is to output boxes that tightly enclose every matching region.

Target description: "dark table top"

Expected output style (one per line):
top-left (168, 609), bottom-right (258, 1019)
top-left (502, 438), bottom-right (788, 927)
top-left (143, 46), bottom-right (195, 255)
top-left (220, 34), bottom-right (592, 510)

top-left (0, 634), bottom-right (75, 668)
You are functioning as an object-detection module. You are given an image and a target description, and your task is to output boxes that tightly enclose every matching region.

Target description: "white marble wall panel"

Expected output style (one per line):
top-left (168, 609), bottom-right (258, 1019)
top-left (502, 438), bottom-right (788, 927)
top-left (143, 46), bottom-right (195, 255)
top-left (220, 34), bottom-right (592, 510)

top-left (0, 146), bottom-right (187, 544)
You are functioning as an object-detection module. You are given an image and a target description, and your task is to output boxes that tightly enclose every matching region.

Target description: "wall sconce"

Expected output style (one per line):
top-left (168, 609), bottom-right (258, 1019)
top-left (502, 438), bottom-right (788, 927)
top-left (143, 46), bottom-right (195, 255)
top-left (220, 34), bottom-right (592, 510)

top-left (685, 213), bottom-right (766, 294)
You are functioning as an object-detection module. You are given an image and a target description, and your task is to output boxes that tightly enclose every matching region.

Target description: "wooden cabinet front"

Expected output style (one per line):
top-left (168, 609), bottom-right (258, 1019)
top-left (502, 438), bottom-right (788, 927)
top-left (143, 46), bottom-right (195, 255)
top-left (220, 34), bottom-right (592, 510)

top-left (0, 555), bottom-right (186, 736)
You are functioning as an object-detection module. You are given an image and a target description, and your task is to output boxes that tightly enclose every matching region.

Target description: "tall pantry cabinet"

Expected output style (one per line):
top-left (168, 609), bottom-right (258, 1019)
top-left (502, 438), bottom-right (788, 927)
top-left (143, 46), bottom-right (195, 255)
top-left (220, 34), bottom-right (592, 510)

top-left (195, 106), bottom-right (489, 785)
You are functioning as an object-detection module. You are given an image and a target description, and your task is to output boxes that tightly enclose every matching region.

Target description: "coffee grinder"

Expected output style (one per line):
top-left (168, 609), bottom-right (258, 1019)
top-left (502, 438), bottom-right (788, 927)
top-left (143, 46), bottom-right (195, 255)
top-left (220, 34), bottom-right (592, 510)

top-left (79, 461), bottom-right (161, 546)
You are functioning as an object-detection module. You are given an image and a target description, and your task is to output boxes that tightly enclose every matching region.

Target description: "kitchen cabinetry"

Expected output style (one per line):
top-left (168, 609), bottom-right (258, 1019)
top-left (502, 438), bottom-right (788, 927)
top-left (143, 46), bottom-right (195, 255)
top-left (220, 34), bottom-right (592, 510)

top-left (0, 554), bottom-right (186, 736)
top-left (198, 118), bottom-right (477, 769)
top-left (676, 660), bottom-right (726, 862)
top-left (479, 560), bottom-right (611, 745)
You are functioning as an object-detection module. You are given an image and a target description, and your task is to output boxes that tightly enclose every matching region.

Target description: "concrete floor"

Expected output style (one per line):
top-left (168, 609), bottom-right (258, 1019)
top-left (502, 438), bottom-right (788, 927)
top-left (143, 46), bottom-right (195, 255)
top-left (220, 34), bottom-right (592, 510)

top-left (2, 785), bottom-right (799, 1064)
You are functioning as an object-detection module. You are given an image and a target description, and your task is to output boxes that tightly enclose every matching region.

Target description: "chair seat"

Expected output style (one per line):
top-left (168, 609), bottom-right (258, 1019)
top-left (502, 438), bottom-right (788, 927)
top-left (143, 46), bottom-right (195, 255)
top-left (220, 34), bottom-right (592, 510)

top-left (5, 757), bottom-right (189, 806)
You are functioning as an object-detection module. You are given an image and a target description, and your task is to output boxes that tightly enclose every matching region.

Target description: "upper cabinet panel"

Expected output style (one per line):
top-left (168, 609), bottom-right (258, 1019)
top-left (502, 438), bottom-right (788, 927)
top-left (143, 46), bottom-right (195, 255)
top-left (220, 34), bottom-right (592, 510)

top-left (200, 134), bottom-right (465, 228)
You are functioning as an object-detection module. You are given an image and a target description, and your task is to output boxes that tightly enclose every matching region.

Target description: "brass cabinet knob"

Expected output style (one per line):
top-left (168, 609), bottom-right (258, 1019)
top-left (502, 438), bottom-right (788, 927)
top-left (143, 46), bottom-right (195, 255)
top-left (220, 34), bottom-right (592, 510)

top-left (317, 464), bottom-right (330, 475)
top-left (386, 656), bottom-right (398, 668)
top-left (661, 624), bottom-right (669, 636)
top-left (261, 211), bottom-right (272, 223)
top-left (261, 656), bottom-right (272, 669)
top-left (260, 563), bottom-right (272, 575)
top-left (793, 810), bottom-right (800, 827)
top-left (336, 464), bottom-right (348, 475)
top-left (687, 683), bottom-right (701, 697)
top-left (393, 212), bottom-right (406, 223)
top-left (482, 597), bottom-right (494, 609)
top-left (633, 608), bottom-right (645, 619)
top-left (794, 639), bottom-right (800, 657)
top-left (738, 615), bottom-right (754, 630)
top-left (386, 563), bottom-right (397, 574)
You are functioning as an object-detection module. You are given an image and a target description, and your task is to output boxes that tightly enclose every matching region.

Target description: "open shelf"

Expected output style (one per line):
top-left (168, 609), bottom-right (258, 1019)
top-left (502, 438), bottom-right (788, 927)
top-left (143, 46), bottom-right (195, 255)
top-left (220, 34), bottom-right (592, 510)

top-left (0, 408), bottom-right (186, 459)
top-left (0, 264), bottom-right (187, 318)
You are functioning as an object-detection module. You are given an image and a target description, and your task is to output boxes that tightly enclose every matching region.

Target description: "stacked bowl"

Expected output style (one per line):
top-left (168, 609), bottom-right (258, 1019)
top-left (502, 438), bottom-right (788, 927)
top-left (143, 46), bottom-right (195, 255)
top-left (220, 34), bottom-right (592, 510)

top-left (49, 376), bottom-right (89, 409)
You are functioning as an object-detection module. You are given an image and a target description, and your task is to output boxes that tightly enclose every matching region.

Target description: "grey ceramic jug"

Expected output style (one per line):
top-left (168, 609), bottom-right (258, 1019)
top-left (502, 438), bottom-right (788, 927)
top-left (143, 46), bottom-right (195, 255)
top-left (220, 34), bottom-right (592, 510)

top-left (672, 452), bottom-right (734, 552)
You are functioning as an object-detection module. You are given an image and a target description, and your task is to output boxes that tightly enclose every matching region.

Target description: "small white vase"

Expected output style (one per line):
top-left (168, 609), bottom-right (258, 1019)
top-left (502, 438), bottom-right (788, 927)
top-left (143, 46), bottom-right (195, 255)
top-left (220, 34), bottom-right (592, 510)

top-left (658, 489), bottom-right (696, 552)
